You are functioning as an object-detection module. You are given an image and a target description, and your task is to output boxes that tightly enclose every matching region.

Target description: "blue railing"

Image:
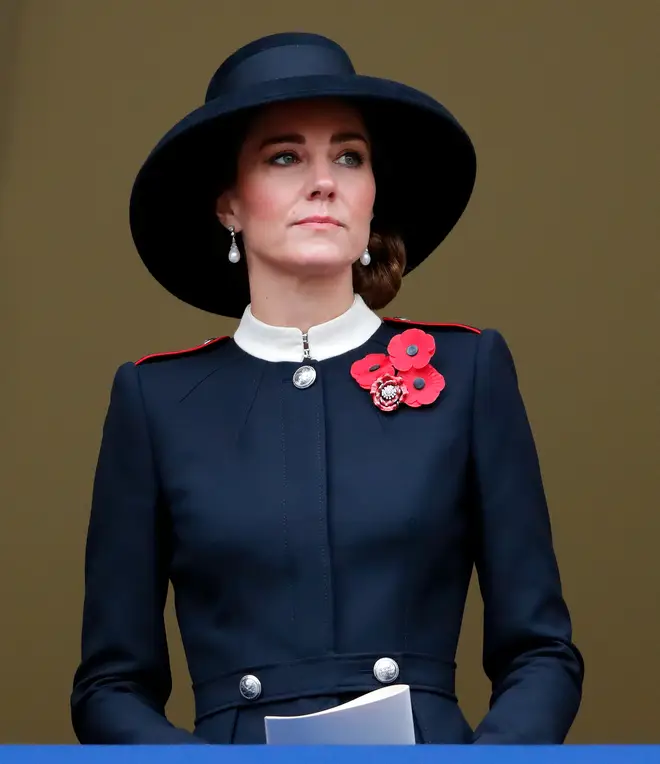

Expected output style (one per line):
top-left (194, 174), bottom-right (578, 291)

top-left (0, 746), bottom-right (658, 763)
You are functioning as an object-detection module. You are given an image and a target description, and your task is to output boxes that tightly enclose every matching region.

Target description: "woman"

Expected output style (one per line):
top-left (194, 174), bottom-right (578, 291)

top-left (71, 32), bottom-right (584, 745)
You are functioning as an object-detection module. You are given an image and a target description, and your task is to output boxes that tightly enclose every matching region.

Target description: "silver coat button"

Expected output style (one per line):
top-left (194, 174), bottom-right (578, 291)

top-left (239, 674), bottom-right (262, 700)
top-left (373, 657), bottom-right (400, 684)
top-left (292, 365), bottom-right (316, 389)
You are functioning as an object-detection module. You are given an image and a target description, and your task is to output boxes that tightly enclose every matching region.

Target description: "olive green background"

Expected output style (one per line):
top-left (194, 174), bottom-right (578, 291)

top-left (1, 0), bottom-right (658, 744)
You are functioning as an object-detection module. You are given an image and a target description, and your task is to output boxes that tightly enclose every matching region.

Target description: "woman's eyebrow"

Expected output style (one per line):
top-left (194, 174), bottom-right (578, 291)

top-left (258, 131), bottom-right (369, 150)
top-left (258, 133), bottom-right (304, 149)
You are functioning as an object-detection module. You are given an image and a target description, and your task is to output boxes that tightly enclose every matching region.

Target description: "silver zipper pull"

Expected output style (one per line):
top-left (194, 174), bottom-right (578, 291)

top-left (302, 332), bottom-right (312, 360)
top-left (292, 332), bottom-right (316, 389)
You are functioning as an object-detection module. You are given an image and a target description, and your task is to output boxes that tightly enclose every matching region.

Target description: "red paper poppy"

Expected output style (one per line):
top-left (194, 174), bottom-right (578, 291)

top-left (399, 364), bottom-right (446, 407)
top-left (387, 328), bottom-right (436, 372)
top-left (370, 374), bottom-right (408, 412)
top-left (350, 353), bottom-right (395, 390)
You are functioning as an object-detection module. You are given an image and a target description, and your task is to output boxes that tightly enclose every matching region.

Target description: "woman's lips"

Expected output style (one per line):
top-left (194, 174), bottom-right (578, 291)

top-left (295, 216), bottom-right (343, 227)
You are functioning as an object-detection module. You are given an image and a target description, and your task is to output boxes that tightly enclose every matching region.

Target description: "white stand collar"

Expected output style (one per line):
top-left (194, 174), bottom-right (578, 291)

top-left (233, 294), bottom-right (382, 362)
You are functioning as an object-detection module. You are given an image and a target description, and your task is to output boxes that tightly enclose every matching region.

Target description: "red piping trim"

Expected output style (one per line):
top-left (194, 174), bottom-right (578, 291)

top-left (383, 317), bottom-right (481, 334)
top-left (134, 336), bottom-right (229, 365)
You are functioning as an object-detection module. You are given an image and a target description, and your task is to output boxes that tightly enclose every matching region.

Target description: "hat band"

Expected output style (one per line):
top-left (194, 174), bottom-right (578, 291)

top-left (207, 44), bottom-right (355, 100)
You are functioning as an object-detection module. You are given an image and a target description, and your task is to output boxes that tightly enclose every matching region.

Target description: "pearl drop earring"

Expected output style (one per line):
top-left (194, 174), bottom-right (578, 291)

top-left (227, 226), bottom-right (241, 263)
top-left (360, 248), bottom-right (371, 266)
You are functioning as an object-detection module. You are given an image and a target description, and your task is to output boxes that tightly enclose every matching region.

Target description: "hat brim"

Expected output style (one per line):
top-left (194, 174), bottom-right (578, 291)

top-left (129, 74), bottom-right (477, 318)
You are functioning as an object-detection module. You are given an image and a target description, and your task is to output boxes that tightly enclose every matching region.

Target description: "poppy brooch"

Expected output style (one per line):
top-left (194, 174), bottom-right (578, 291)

top-left (350, 328), bottom-right (446, 412)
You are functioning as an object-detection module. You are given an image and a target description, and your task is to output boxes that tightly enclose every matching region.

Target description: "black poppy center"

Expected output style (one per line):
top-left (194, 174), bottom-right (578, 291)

top-left (369, 364), bottom-right (381, 372)
top-left (413, 377), bottom-right (425, 390)
top-left (406, 344), bottom-right (419, 356)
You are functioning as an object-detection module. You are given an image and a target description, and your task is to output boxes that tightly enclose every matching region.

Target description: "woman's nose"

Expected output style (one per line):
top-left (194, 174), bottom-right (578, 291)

top-left (307, 162), bottom-right (336, 200)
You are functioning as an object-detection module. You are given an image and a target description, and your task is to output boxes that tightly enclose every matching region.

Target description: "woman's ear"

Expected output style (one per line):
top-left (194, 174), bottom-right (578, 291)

top-left (215, 191), bottom-right (241, 232)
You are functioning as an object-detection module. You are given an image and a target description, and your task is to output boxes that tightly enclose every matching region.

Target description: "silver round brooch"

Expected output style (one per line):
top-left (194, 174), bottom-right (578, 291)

top-left (292, 365), bottom-right (316, 389)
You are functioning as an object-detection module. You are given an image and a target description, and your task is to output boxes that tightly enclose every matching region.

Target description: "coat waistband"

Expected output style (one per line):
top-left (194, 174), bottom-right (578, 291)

top-left (193, 652), bottom-right (457, 722)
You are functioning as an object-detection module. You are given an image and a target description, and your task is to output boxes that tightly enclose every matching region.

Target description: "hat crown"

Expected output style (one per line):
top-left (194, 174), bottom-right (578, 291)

top-left (205, 32), bottom-right (356, 102)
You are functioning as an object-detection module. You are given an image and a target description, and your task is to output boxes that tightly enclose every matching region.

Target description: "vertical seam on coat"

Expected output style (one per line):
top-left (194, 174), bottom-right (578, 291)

top-left (468, 330), bottom-right (486, 531)
top-left (316, 404), bottom-right (331, 645)
top-left (228, 706), bottom-right (239, 745)
top-left (469, 330), bottom-right (484, 446)
top-left (280, 388), bottom-right (295, 628)
top-left (233, 361), bottom-right (268, 447)
top-left (403, 510), bottom-right (412, 650)
top-left (412, 703), bottom-right (431, 744)
top-left (131, 364), bottom-right (172, 673)
top-left (134, 365), bottom-right (164, 498)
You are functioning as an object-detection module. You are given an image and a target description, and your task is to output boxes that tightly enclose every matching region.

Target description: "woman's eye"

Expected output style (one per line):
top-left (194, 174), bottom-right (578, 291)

top-left (336, 151), bottom-right (364, 167)
top-left (271, 151), bottom-right (299, 166)
top-left (269, 150), bottom-right (365, 167)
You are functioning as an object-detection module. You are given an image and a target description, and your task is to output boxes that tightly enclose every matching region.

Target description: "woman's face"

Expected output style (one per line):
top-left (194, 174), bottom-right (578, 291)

top-left (217, 98), bottom-right (376, 277)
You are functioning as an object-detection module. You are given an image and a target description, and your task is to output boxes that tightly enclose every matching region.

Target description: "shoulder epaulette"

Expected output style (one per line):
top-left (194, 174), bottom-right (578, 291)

top-left (134, 335), bottom-right (230, 365)
top-left (383, 316), bottom-right (481, 334)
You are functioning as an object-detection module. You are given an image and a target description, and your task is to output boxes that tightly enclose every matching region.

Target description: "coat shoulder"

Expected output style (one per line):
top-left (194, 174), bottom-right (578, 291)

top-left (382, 316), bottom-right (482, 334)
top-left (134, 336), bottom-right (230, 366)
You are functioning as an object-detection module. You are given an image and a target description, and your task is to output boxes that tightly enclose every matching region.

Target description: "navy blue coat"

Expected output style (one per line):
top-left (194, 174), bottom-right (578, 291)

top-left (70, 318), bottom-right (583, 745)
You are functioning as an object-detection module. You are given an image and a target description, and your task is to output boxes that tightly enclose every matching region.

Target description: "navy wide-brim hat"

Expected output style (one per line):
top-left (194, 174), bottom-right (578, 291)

top-left (129, 32), bottom-right (477, 319)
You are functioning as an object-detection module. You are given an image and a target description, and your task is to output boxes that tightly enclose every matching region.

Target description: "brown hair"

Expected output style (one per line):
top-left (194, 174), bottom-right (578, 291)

top-left (352, 230), bottom-right (407, 311)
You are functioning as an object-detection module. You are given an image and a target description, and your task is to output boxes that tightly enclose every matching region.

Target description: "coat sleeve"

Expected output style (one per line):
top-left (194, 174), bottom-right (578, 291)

top-left (469, 329), bottom-right (584, 744)
top-left (70, 362), bottom-right (205, 744)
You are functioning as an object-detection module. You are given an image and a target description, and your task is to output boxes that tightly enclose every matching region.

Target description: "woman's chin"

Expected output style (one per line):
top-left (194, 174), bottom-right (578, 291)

top-left (280, 251), bottom-right (354, 275)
